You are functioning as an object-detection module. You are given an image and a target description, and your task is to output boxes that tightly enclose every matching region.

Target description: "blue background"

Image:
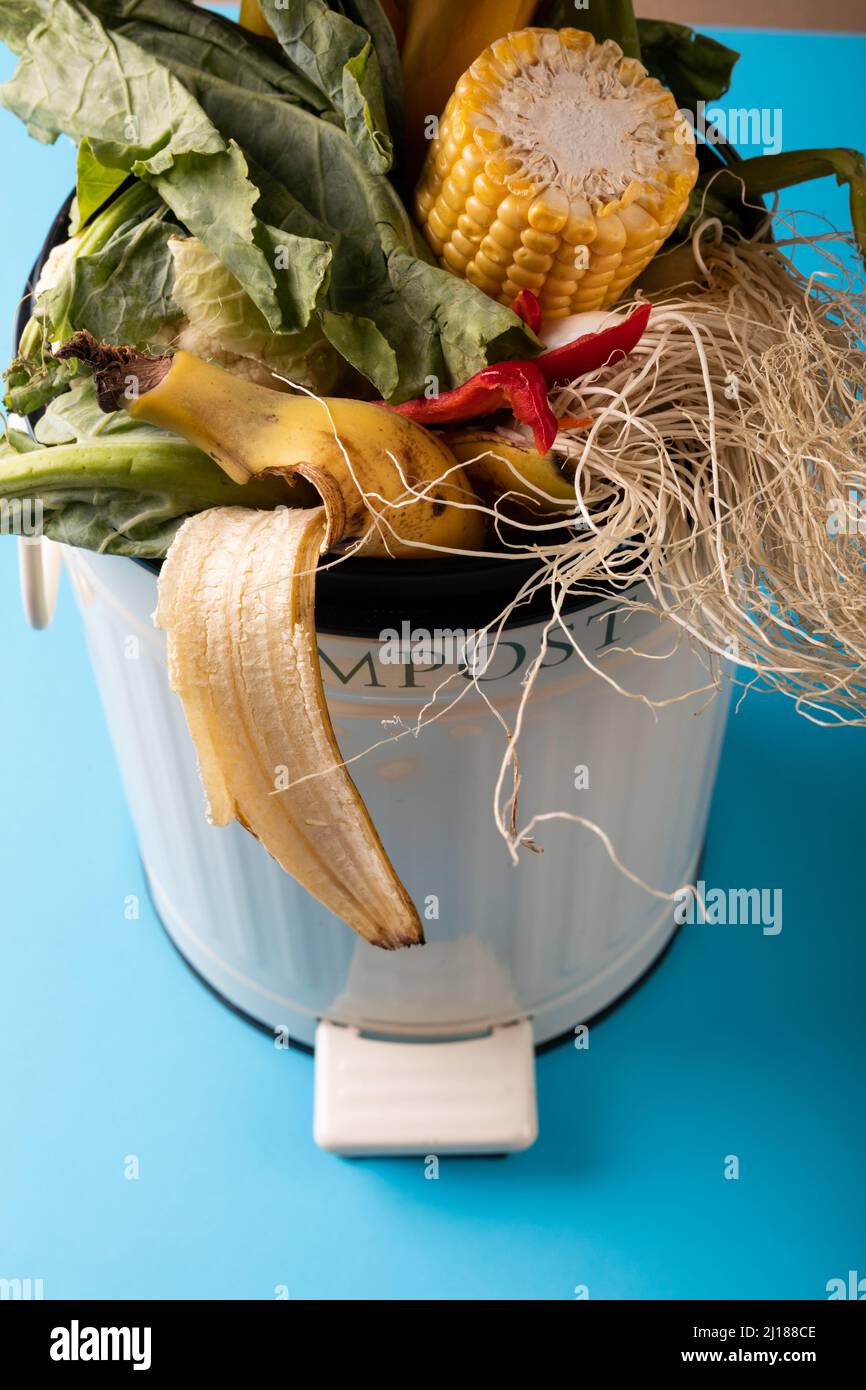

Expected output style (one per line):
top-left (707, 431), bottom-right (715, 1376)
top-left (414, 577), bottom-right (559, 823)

top-left (1, 26), bottom-right (865, 1300)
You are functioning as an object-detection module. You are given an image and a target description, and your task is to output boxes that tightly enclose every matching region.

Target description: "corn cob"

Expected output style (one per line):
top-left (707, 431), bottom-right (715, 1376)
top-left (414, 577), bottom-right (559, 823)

top-left (415, 28), bottom-right (699, 317)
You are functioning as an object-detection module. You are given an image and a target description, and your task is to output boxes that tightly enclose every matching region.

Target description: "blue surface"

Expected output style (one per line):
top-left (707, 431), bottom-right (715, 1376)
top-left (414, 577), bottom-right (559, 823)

top-left (1, 28), bottom-right (865, 1301)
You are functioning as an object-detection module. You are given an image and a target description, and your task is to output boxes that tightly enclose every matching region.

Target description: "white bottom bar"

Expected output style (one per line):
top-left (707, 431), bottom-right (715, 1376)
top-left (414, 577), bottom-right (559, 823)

top-left (313, 1019), bottom-right (538, 1156)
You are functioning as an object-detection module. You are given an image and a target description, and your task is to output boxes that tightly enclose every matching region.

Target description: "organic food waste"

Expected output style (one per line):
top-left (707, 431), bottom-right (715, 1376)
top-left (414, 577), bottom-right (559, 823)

top-left (1, 2), bottom-right (864, 946)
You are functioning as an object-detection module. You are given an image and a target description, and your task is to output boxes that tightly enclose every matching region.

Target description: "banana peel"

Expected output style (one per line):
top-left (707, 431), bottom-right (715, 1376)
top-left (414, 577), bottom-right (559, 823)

top-left (155, 504), bottom-right (424, 949)
top-left (447, 429), bottom-right (576, 515)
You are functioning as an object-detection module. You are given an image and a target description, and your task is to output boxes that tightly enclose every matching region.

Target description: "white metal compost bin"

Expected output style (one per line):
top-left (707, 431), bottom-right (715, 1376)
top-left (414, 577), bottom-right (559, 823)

top-left (23, 538), bottom-right (729, 1155)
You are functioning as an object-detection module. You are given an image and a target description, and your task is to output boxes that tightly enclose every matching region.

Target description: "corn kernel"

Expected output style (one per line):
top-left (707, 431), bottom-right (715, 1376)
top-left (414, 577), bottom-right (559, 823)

top-left (498, 194), bottom-right (535, 231)
top-left (506, 264), bottom-right (546, 289)
top-left (442, 242), bottom-right (468, 273)
top-left (465, 262), bottom-right (500, 295)
top-left (458, 212), bottom-right (487, 241)
top-left (521, 227), bottom-right (560, 256)
top-left (528, 189), bottom-right (570, 233)
top-left (428, 206), bottom-right (456, 242)
top-left (450, 227), bottom-right (477, 259)
top-left (512, 244), bottom-right (553, 275)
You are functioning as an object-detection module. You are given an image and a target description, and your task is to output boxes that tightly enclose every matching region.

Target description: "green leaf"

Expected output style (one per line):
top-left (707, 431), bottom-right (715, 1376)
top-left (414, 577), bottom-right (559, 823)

top-left (4, 338), bottom-right (81, 416)
top-left (0, 0), bottom-right (46, 53)
top-left (1, 0), bottom-right (225, 166)
top-left (73, 139), bottom-right (129, 230)
top-left (321, 309), bottom-right (397, 398)
top-left (537, 0), bottom-right (641, 62)
top-left (83, 0), bottom-right (328, 112)
top-left (379, 244), bottom-right (542, 393)
top-left (637, 20), bottom-right (738, 108)
top-left (2, 425), bottom-right (41, 455)
top-left (6, 180), bottom-right (166, 414)
top-left (40, 497), bottom-right (198, 556)
top-left (258, 0), bottom-right (393, 172)
top-left (341, 0), bottom-right (404, 148)
top-left (169, 236), bottom-right (342, 394)
top-left (24, 181), bottom-right (181, 351)
top-left (58, 214), bottom-right (183, 345)
top-left (247, 159), bottom-right (336, 244)
top-left (252, 224), bottom-right (333, 335)
top-left (148, 141), bottom-right (273, 319)
top-left (34, 379), bottom-right (176, 444)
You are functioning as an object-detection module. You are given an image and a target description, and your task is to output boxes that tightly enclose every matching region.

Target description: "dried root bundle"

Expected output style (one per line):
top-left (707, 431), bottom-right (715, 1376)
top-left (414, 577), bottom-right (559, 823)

top-left (538, 221), bottom-right (866, 726)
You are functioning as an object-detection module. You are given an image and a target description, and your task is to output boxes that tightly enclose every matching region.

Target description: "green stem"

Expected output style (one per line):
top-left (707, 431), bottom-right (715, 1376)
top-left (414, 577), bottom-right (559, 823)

top-left (0, 438), bottom-right (291, 510)
top-left (699, 148), bottom-right (866, 261)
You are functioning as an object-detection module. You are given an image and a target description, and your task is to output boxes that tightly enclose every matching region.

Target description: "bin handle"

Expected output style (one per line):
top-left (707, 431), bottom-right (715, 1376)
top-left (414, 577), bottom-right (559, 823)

top-left (18, 536), bottom-right (61, 629)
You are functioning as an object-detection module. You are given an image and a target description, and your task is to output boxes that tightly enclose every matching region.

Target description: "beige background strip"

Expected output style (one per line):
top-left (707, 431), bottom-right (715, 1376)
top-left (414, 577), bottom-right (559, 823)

top-left (635, 1), bottom-right (862, 32)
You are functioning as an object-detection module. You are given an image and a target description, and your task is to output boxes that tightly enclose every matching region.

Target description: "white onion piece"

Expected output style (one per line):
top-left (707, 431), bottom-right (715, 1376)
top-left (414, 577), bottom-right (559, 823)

top-left (538, 309), bottom-right (626, 350)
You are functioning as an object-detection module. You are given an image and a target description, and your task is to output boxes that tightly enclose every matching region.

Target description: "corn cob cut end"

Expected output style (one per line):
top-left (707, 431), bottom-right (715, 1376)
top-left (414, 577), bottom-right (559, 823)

top-left (415, 27), bottom-right (699, 316)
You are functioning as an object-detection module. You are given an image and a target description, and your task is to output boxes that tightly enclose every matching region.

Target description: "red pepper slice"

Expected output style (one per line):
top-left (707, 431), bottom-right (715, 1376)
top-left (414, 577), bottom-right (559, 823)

top-left (382, 304), bottom-right (648, 453)
top-left (509, 288), bottom-right (542, 335)
top-left (537, 301), bottom-right (651, 386)
top-left (385, 360), bottom-right (558, 455)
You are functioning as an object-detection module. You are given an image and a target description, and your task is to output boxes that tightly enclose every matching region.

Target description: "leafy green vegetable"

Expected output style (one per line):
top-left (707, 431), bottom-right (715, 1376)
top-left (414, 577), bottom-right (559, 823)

top-left (259, 0), bottom-right (393, 173)
top-left (537, 0), bottom-right (641, 62)
top-left (3, 0), bottom-right (536, 404)
top-left (341, 0), bottom-right (404, 150)
top-left (6, 179), bottom-right (169, 415)
top-left (637, 19), bottom-right (738, 109)
top-left (0, 0), bottom-right (326, 333)
top-left (169, 236), bottom-right (342, 394)
top-left (63, 217), bottom-right (182, 344)
top-left (3, 424), bottom-right (41, 454)
top-left (2, 0), bottom-right (224, 160)
top-left (0, 381), bottom-right (294, 558)
top-left (153, 142), bottom-right (315, 334)
top-left (174, 75), bottom-right (536, 398)
top-left (34, 378), bottom-right (173, 444)
top-left (38, 193), bottom-right (183, 354)
top-left (4, 343), bottom-right (79, 417)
